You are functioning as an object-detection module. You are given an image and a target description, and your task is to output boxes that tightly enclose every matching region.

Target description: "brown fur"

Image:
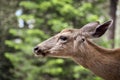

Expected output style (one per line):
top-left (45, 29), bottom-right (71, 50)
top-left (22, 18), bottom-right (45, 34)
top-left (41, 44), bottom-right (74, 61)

top-left (34, 20), bottom-right (120, 80)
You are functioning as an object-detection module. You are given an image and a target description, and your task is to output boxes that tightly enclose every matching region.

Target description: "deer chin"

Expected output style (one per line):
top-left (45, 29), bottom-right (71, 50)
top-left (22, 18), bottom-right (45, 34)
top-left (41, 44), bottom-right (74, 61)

top-left (47, 50), bottom-right (69, 58)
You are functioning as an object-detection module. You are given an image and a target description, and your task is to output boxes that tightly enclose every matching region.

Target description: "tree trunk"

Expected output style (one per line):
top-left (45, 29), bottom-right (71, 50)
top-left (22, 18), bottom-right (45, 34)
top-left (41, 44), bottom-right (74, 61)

top-left (108, 0), bottom-right (118, 48)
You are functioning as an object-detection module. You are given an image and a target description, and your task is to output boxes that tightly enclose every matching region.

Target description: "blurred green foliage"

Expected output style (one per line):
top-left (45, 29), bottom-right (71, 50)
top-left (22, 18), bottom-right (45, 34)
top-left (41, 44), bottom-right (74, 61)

top-left (4, 0), bottom-right (107, 80)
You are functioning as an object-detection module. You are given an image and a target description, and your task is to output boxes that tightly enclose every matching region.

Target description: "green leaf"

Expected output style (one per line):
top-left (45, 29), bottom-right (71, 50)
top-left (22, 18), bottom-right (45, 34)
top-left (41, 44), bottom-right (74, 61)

top-left (20, 1), bottom-right (38, 9)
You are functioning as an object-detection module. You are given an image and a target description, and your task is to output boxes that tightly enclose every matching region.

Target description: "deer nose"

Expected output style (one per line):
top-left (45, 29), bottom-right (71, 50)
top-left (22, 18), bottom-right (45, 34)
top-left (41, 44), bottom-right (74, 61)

top-left (34, 46), bottom-right (40, 53)
top-left (34, 46), bottom-right (46, 56)
top-left (34, 46), bottom-right (39, 51)
top-left (34, 46), bottom-right (44, 53)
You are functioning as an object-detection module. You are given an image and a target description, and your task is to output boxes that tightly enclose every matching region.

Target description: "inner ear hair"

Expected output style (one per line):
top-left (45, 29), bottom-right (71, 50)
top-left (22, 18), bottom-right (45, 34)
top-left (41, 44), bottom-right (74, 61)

top-left (92, 20), bottom-right (113, 38)
top-left (81, 21), bottom-right (100, 32)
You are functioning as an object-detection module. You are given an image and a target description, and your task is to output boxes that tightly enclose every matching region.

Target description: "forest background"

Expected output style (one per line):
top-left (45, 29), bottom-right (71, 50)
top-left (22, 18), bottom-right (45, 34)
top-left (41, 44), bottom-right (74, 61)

top-left (0, 0), bottom-right (120, 80)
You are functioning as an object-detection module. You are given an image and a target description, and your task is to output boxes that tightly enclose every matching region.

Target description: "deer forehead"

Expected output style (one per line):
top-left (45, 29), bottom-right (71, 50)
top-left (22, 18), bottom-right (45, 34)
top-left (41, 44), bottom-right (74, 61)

top-left (61, 28), bottom-right (74, 33)
top-left (60, 28), bottom-right (82, 36)
top-left (55, 29), bottom-right (73, 37)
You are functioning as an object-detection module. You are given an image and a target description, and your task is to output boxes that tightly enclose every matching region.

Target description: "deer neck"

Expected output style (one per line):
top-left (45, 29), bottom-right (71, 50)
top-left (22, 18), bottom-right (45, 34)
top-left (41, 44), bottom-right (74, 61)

top-left (72, 39), bottom-right (120, 80)
top-left (72, 39), bottom-right (112, 69)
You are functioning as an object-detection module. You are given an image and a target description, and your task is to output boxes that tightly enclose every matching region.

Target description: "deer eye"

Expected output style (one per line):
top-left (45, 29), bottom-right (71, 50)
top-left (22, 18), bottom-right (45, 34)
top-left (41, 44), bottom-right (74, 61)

top-left (59, 36), bottom-right (68, 41)
top-left (81, 38), bottom-right (85, 42)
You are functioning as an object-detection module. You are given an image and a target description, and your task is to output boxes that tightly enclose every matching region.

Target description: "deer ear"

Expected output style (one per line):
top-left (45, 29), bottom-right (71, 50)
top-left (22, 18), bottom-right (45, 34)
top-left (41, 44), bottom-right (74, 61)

top-left (81, 21), bottom-right (100, 32)
top-left (92, 20), bottom-right (113, 38)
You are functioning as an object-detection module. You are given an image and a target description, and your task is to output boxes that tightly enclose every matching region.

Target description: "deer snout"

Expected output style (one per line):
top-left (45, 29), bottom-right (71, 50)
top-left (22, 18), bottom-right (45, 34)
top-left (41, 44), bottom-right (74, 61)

top-left (34, 46), bottom-right (39, 51)
top-left (34, 46), bottom-right (47, 56)
top-left (34, 46), bottom-right (41, 54)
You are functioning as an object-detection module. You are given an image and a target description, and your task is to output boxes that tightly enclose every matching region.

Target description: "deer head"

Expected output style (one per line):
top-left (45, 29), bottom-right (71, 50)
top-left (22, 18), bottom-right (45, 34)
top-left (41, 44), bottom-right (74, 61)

top-left (34, 20), bottom-right (113, 58)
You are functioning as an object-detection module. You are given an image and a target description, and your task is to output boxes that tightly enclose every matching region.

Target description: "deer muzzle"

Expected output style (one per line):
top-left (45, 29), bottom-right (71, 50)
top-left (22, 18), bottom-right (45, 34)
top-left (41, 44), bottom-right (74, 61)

top-left (34, 46), bottom-right (49, 56)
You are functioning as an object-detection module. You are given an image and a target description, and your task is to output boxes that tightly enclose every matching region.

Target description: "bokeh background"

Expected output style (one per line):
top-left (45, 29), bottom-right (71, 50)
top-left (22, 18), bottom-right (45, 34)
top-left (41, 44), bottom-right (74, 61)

top-left (0, 0), bottom-right (120, 80)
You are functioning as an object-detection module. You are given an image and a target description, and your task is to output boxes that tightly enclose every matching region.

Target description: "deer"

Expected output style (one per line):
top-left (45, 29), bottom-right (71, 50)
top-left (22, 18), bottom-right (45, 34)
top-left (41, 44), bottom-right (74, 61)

top-left (34, 20), bottom-right (120, 80)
